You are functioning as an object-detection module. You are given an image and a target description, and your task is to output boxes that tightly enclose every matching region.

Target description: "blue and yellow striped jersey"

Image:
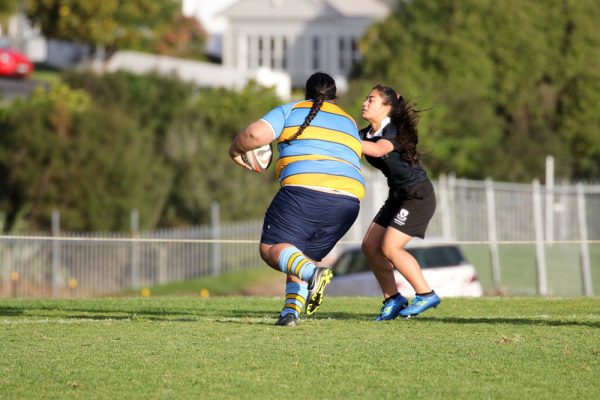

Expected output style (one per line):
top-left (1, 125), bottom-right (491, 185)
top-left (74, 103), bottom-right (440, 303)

top-left (260, 100), bottom-right (365, 199)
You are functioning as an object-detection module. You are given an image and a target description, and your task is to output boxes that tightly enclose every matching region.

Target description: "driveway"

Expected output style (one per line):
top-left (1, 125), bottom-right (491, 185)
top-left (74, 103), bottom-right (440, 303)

top-left (0, 77), bottom-right (45, 101)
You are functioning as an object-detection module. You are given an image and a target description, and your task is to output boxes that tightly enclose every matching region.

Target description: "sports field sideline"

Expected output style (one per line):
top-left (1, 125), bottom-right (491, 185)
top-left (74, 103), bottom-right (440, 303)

top-left (1, 296), bottom-right (599, 399)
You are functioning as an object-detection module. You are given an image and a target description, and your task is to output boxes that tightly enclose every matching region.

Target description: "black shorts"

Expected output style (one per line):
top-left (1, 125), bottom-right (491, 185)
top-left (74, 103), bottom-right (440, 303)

top-left (373, 180), bottom-right (436, 238)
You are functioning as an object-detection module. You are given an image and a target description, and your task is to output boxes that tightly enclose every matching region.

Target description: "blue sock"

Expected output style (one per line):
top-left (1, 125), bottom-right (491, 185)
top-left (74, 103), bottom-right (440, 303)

top-left (281, 282), bottom-right (308, 317)
top-left (277, 246), bottom-right (317, 282)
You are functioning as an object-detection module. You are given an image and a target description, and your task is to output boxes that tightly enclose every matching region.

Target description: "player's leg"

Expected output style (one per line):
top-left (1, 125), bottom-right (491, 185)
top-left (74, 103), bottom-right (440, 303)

top-left (381, 228), bottom-right (440, 317)
top-left (259, 186), bottom-right (325, 325)
top-left (260, 242), bottom-right (326, 323)
top-left (385, 180), bottom-right (440, 317)
top-left (381, 228), bottom-right (430, 293)
top-left (275, 274), bottom-right (308, 326)
top-left (362, 225), bottom-right (409, 320)
top-left (362, 222), bottom-right (399, 298)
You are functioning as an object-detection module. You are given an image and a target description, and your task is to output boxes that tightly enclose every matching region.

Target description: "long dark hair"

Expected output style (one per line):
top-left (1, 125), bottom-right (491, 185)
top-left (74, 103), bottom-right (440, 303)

top-left (284, 72), bottom-right (337, 144)
top-left (373, 85), bottom-right (421, 164)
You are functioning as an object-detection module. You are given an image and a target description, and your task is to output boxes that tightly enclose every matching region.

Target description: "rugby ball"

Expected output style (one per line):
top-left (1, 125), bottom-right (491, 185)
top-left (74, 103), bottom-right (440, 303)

top-left (241, 143), bottom-right (273, 173)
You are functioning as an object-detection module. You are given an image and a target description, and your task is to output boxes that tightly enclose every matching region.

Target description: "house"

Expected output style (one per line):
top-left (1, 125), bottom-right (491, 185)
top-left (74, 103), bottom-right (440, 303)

top-left (221, 0), bottom-right (390, 88)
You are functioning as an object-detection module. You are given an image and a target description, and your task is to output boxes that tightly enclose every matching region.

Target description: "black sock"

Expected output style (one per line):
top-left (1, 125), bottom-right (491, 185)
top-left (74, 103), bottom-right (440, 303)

top-left (383, 293), bottom-right (401, 303)
top-left (416, 290), bottom-right (434, 297)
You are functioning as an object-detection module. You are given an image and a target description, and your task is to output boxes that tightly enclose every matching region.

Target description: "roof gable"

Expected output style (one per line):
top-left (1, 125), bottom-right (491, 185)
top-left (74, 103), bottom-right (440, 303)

top-left (223, 0), bottom-right (327, 19)
top-left (223, 0), bottom-right (389, 20)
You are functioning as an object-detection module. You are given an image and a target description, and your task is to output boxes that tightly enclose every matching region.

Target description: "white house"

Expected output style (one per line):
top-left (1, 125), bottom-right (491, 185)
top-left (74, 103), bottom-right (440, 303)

top-left (221, 0), bottom-right (390, 87)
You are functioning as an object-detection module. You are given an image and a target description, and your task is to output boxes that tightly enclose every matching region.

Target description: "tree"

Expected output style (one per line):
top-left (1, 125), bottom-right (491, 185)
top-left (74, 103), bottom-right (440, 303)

top-left (0, 0), bottom-right (20, 35)
top-left (25, 0), bottom-right (180, 54)
top-left (0, 82), bottom-right (172, 232)
top-left (153, 14), bottom-right (208, 61)
top-left (353, 0), bottom-right (600, 181)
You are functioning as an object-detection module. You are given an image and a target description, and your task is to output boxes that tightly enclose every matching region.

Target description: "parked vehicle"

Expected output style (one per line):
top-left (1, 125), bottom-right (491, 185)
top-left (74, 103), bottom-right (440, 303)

top-left (0, 39), bottom-right (34, 78)
top-left (327, 243), bottom-right (483, 297)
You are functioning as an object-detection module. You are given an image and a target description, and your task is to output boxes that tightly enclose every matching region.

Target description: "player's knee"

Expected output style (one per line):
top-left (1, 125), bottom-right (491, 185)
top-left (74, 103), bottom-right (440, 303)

top-left (259, 243), bottom-right (278, 269)
top-left (380, 241), bottom-right (400, 260)
top-left (361, 239), bottom-right (379, 258)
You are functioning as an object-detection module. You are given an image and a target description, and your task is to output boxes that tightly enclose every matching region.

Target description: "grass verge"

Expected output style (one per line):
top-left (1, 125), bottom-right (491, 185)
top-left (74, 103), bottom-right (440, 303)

top-left (1, 297), bottom-right (599, 399)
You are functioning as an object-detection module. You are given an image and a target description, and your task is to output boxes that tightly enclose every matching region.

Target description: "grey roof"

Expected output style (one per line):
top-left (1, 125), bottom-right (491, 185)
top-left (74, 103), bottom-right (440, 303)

top-left (222, 0), bottom-right (389, 20)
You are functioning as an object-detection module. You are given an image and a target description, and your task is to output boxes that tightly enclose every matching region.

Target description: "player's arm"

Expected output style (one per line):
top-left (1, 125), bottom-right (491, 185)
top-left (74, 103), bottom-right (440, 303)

top-left (361, 139), bottom-right (394, 157)
top-left (229, 120), bottom-right (274, 167)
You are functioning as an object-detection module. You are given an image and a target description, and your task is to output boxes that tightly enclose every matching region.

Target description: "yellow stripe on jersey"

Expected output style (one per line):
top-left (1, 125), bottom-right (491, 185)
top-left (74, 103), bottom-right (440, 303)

top-left (294, 101), bottom-right (355, 122)
top-left (281, 174), bottom-right (365, 199)
top-left (286, 293), bottom-right (306, 305)
top-left (278, 126), bottom-right (362, 156)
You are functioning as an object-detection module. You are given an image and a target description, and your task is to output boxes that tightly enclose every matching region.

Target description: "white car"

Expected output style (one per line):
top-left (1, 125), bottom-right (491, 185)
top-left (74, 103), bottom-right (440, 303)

top-left (326, 243), bottom-right (483, 297)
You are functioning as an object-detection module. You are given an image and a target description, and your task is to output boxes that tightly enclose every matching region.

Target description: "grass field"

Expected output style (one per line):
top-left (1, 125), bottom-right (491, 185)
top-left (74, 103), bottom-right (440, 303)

top-left (462, 243), bottom-right (600, 296)
top-left (1, 296), bottom-right (599, 399)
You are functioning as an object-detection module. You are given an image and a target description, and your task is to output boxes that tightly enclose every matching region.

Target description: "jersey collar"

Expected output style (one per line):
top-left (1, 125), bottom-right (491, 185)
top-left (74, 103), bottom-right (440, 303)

top-left (366, 117), bottom-right (391, 139)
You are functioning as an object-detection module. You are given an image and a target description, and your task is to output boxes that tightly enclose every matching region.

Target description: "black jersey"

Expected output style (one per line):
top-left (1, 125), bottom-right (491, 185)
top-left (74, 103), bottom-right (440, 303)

top-left (360, 123), bottom-right (428, 188)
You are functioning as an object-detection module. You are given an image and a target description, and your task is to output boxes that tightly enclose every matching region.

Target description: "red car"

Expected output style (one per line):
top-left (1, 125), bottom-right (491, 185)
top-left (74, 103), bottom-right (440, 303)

top-left (0, 43), bottom-right (34, 78)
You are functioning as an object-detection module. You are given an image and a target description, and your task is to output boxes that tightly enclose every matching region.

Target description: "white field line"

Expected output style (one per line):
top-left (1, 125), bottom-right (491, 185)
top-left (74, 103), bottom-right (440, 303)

top-left (2, 314), bottom-right (599, 325)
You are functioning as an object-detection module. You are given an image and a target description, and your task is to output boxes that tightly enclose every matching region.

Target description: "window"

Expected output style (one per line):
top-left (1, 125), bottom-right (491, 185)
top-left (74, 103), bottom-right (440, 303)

top-left (338, 37), bottom-right (346, 71)
top-left (312, 37), bottom-right (320, 69)
top-left (270, 37), bottom-right (276, 68)
top-left (282, 37), bottom-right (288, 69)
top-left (351, 38), bottom-right (360, 66)
top-left (258, 37), bottom-right (264, 67)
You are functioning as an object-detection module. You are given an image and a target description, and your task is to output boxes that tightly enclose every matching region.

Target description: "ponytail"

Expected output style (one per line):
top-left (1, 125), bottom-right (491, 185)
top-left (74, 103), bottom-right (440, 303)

top-left (284, 98), bottom-right (324, 144)
top-left (284, 72), bottom-right (337, 144)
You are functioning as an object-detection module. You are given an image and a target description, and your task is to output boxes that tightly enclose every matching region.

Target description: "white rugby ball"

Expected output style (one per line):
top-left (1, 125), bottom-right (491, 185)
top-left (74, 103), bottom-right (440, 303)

top-left (241, 143), bottom-right (273, 173)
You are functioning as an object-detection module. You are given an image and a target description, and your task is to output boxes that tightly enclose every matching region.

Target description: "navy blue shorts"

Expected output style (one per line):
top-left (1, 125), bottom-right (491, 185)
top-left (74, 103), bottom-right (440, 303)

top-left (261, 186), bottom-right (360, 261)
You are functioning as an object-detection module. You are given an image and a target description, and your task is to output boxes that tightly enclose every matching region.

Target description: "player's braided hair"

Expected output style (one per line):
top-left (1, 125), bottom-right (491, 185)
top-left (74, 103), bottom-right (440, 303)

top-left (284, 72), bottom-right (337, 144)
top-left (373, 85), bottom-right (421, 164)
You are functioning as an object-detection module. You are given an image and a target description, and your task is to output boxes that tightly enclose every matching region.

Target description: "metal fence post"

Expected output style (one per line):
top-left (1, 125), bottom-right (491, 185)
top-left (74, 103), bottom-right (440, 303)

top-left (51, 210), bottom-right (61, 297)
top-left (439, 174), bottom-right (452, 241)
top-left (532, 179), bottom-right (548, 295)
top-left (485, 178), bottom-right (501, 292)
top-left (211, 202), bottom-right (221, 276)
top-left (545, 155), bottom-right (554, 243)
top-left (577, 184), bottom-right (593, 296)
top-left (448, 173), bottom-right (457, 240)
top-left (130, 209), bottom-right (140, 290)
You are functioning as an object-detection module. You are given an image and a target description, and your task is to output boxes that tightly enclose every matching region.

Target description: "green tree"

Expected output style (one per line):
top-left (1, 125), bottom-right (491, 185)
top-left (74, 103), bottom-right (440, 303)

top-left (0, 82), bottom-right (172, 232)
top-left (25, 0), bottom-right (180, 54)
top-left (0, 0), bottom-right (20, 35)
top-left (354, 0), bottom-right (600, 181)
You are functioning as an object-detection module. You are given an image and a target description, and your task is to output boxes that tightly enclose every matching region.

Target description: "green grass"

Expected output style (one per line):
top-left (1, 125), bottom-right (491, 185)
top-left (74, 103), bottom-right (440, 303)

top-left (30, 66), bottom-right (61, 84)
top-left (462, 243), bottom-right (600, 296)
top-left (123, 267), bottom-right (280, 297)
top-left (1, 297), bottom-right (599, 399)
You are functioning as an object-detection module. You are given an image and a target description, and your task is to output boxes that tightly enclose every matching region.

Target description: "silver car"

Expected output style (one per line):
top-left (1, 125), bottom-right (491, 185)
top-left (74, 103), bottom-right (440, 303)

top-left (327, 243), bottom-right (483, 297)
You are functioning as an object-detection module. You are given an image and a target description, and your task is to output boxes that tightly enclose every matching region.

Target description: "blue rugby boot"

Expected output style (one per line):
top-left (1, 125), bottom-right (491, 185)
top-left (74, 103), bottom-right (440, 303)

top-left (399, 292), bottom-right (441, 318)
top-left (374, 294), bottom-right (409, 321)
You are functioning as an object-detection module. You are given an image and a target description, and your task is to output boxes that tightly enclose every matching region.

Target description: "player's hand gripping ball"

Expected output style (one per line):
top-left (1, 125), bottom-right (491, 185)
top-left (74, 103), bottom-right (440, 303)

top-left (241, 143), bottom-right (273, 173)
